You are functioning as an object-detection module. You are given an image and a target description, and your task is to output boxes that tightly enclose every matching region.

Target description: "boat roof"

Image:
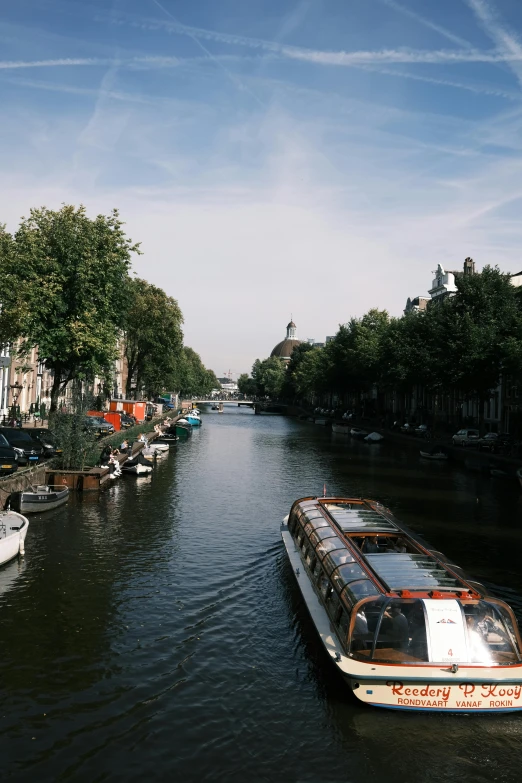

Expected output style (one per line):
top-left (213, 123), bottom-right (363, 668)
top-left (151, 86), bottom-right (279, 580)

top-left (292, 497), bottom-right (480, 598)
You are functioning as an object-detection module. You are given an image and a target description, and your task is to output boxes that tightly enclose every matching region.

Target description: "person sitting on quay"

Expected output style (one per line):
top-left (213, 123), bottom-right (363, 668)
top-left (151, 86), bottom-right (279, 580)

top-left (120, 438), bottom-right (130, 453)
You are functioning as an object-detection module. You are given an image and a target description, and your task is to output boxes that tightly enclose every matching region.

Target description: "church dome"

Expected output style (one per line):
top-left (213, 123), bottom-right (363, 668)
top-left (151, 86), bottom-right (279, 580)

top-left (271, 338), bottom-right (301, 360)
top-left (270, 319), bottom-right (301, 361)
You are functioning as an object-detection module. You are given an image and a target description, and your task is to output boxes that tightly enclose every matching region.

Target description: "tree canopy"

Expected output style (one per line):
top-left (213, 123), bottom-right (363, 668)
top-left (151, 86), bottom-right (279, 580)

top-left (124, 277), bottom-right (184, 399)
top-left (0, 205), bottom-right (138, 410)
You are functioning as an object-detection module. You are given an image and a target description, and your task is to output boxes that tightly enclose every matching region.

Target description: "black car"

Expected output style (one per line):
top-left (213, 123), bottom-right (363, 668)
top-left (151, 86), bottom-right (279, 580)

top-left (84, 416), bottom-right (115, 438)
top-left (0, 433), bottom-right (18, 475)
top-left (29, 428), bottom-right (63, 458)
top-left (120, 414), bottom-right (135, 429)
top-left (0, 428), bottom-right (44, 465)
top-left (478, 432), bottom-right (513, 453)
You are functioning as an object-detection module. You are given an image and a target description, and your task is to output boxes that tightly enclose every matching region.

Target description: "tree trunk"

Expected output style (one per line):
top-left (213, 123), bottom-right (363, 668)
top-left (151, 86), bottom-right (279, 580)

top-left (49, 367), bottom-right (62, 413)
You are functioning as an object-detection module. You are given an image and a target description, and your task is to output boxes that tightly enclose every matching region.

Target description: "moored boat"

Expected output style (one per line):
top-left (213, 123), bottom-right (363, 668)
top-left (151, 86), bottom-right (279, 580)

top-left (185, 413), bottom-right (202, 426)
top-left (364, 432), bottom-right (384, 443)
top-left (10, 485), bottom-right (69, 514)
top-left (176, 420), bottom-right (193, 440)
top-left (282, 496), bottom-right (522, 712)
top-left (350, 427), bottom-right (368, 438)
top-left (332, 422), bottom-right (351, 435)
top-left (420, 446), bottom-right (449, 460)
top-left (0, 511), bottom-right (29, 565)
top-left (121, 455), bottom-right (153, 475)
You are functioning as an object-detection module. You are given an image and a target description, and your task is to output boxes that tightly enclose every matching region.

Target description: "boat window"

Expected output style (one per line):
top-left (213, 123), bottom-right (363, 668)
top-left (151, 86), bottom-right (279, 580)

top-left (311, 558), bottom-right (322, 582)
top-left (331, 563), bottom-right (366, 593)
top-left (323, 549), bottom-right (355, 576)
top-left (462, 601), bottom-right (520, 664)
top-left (305, 548), bottom-right (315, 569)
top-left (342, 579), bottom-right (379, 604)
top-left (325, 588), bottom-right (341, 620)
top-left (349, 598), bottom-right (386, 656)
top-left (317, 571), bottom-right (331, 598)
top-left (315, 527), bottom-right (339, 541)
top-left (370, 599), bottom-right (428, 662)
top-left (315, 537), bottom-right (346, 560)
top-left (337, 609), bottom-right (351, 645)
top-left (288, 512), bottom-right (298, 534)
top-left (308, 518), bottom-right (330, 531)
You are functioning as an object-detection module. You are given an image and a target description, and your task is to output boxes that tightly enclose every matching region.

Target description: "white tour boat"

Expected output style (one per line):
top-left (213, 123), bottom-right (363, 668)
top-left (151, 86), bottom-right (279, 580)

top-left (282, 496), bottom-right (522, 712)
top-left (0, 511), bottom-right (29, 566)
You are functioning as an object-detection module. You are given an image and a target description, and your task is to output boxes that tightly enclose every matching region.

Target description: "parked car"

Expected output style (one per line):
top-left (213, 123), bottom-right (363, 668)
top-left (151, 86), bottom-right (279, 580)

top-left (415, 424), bottom-right (431, 439)
top-left (400, 423), bottom-right (412, 433)
top-left (29, 428), bottom-right (62, 458)
top-left (478, 432), bottom-right (513, 453)
top-left (0, 428), bottom-right (44, 465)
top-left (452, 428), bottom-right (480, 447)
top-left (84, 416), bottom-right (115, 438)
top-left (0, 433), bottom-right (18, 475)
top-left (120, 414), bottom-right (135, 429)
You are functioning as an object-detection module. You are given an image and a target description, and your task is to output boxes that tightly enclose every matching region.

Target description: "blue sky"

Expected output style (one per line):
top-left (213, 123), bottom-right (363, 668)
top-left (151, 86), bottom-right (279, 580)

top-left (2, 0), bottom-right (522, 374)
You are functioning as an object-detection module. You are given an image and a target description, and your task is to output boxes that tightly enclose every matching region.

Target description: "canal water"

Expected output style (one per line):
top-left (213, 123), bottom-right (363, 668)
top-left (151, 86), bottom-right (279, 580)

top-left (2, 407), bottom-right (522, 782)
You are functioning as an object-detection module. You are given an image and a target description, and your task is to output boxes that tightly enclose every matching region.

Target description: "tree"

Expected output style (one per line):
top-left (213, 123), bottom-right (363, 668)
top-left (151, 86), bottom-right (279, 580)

top-left (238, 372), bottom-right (257, 398)
top-left (124, 277), bottom-right (183, 398)
top-left (0, 205), bottom-right (139, 411)
top-left (251, 356), bottom-right (286, 399)
top-left (175, 347), bottom-right (218, 398)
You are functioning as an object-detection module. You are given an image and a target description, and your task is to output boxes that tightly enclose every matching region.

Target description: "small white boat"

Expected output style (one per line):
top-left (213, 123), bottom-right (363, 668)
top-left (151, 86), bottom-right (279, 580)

top-left (0, 511), bottom-right (29, 565)
top-left (420, 448), bottom-right (449, 461)
top-left (364, 432), bottom-right (384, 443)
top-left (10, 485), bottom-right (69, 514)
top-left (149, 442), bottom-right (169, 453)
top-left (332, 423), bottom-right (351, 435)
top-left (350, 427), bottom-right (368, 438)
top-left (123, 462), bottom-right (153, 475)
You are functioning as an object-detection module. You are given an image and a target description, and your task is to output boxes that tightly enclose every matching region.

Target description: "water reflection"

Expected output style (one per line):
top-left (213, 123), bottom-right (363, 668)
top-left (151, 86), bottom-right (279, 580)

top-left (0, 407), bottom-right (522, 781)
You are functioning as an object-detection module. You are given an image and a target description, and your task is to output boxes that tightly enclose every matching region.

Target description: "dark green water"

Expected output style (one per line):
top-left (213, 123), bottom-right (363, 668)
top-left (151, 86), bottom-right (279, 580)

top-left (1, 407), bottom-right (522, 782)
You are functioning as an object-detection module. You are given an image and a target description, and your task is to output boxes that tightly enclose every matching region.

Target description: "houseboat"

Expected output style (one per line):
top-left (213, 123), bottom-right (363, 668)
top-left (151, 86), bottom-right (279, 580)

top-left (281, 497), bottom-right (522, 712)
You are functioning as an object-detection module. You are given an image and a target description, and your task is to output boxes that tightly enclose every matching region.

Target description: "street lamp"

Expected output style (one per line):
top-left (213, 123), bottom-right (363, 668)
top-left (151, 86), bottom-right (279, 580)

top-left (10, 381), bottom-right (23, 405)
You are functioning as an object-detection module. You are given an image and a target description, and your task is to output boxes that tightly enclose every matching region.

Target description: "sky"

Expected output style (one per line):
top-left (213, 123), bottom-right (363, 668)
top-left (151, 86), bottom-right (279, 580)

top-left (2, 0), bottom-right (522, 376)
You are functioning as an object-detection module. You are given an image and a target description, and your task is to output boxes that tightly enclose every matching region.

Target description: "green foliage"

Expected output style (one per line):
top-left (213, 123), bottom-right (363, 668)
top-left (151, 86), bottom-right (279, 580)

top-left (251, 356), bottom-right (286, 399)
top-left (50, 389), bottom-right (97, 470)
top-left (0, 205), bottom-right (139, 410)
top-left (237, 372), bottom-right (257, 398)
top-left (124, 277), bottom-right (184, 398)
top-left (176, 347), bottom-right (218, 398)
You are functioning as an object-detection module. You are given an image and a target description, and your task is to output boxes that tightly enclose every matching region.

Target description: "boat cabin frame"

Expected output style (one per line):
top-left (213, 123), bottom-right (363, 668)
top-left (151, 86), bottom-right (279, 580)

top-left (287, 497), bottom-right (522, 668)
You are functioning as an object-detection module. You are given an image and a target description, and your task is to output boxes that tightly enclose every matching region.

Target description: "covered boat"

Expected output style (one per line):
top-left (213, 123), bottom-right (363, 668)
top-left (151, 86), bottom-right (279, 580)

top-left (0, 511), bottom-right (29, 565)
top-left (10, 485), bottom-right (69, 514)
top-left (121, 454), bottom-right (153, 475)
top-left (364, 432), bottom-right (384, 443)
top-left (282, 497), bottom-right (522, 712)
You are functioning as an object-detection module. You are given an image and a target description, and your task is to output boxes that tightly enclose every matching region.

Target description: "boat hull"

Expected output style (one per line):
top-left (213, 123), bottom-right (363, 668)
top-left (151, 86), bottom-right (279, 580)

top-left (122, 463), bottom-right (152, 475)
top-left (0, 512), bottom-right (29, 566)
top-left (175, 425), bottom-right (192, 439)
top-left (10, 488), bottom-right (69, 514)
top-left (185, 416), bottom-right (201, 426)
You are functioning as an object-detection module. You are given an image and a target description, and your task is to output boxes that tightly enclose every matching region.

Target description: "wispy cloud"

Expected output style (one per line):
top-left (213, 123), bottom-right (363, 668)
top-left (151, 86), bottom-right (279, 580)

top-left (381, 0), bottom-right (473, 49)
top-left (354, 64), bottom-right (521, 102)
top-left (97, 11), bottom-right (522, 66)
top-left (466, 0), bottom-right (522, 88)
top-left (0, 57), bottom-right (110, 70)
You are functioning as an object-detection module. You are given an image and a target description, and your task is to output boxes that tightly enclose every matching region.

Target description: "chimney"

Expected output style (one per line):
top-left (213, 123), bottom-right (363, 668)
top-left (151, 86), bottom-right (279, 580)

top-left (463, 257), bottom-right (475, 275)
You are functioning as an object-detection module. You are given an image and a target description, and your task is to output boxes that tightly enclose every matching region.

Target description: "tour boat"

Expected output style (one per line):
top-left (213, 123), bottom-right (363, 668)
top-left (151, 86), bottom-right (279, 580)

top-left (10, 485), bottom-right (69, 514)
top-left (0, 511), bottom-right (29, 565)
top-left (282, 496), bottom-right (522, 712)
